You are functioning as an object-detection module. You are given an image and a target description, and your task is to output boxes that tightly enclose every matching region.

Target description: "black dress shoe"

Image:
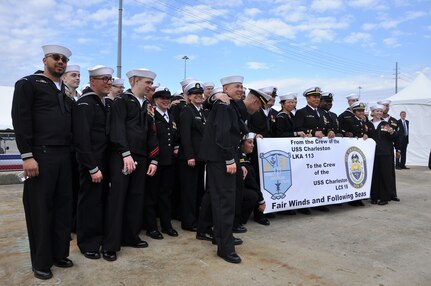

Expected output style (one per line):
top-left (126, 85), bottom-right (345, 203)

top-left (181, 226), bottom-right (197, 232)
top-left (162, 228), bottom-right (178, 237)
top-left (265, 213), bottom-right (276, 218)
top-left (297, 208), bottom-right (311, 215)
top-left (254, 217), bottom-right (270, 226)
top-left (396, 166), bottom-right (402, 170)
top-left (232, 225), bottom-right (247, 233)
top-left (123, 240), bottom-right (149, 248)
top-left (146, 230), bottom-right (164, 240)
top-left (196, 232), bottom-right (213, 241)
top-left (53, 257), bottom-right (73, 268)
top-left (33, 268), bottom-right (53, 280)
top-left (82, 251), bottom-right (100, 259)
top-left (218, 252), bottom-right (241, 264)
top-left (378, 201), bottom-right (388, 205)
top-left (401, 167), bottom-right (410, 169)
top-left (391, 197), bottom-right (401, 202)
top-left (102, 250), bottom-right (117, 261)
top-left (212, 237), bottom-right (243, 245)
top-left (314, 206), bottom-right (330, 212)
top-left (234, 237), bottom-right (243, 245)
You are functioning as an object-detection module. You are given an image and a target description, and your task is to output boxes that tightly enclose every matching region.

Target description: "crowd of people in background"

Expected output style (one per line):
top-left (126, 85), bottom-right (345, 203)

top-left (11, 45), bottom-right (408, 279)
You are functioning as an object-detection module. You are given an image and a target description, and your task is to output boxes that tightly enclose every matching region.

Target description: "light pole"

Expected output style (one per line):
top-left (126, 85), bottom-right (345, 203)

top-left (358, 86), bottom-right (362, 96)
top-left (182, 56), bottom-right (189, 79)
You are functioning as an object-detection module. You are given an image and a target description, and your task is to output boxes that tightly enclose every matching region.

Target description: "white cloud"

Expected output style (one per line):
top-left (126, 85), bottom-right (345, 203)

top-left (383, 37), bottom-right (401, 47)
top-left (176, 34), bottom-right (201, 44)
top-left (366, 10), bottom-right (427, 31)
top-left (348, 0), bottom-right (387, 10)
top-left (77, 38), bottom-right (94, 44)
top-left (404, 11), bottom-right (427, 21)
top-left (362, 23), bottom-right (377, 31)
top-left (308, 29), bottom-right (336, 42)
top-left (201, 36), bottom-right (220, 45)
top-left (141, 45), bottom-right (162, 51)
top-left (247, 62), bottom-right (269, 70)
top-left (124, 12), bottom-right (166, 33)
top-left (272, 3), bottom-right (307, 23)
top-left (178, 5), bottom-right (226, 23)
top-left (344, 32), bottom-right (372, 43)
top-left (244, 8), bottom-right (261, 17)
top-left (162, 22), bottom-right (217, 34)
top-left (311, 0), bottom-right (343, 12)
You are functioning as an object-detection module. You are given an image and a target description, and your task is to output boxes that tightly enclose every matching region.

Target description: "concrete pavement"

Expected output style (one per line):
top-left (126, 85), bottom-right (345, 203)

top-left (0, 166), bottom-right (430, 285)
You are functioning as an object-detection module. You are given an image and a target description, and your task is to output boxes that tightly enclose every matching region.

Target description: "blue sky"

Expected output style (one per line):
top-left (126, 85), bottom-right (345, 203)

top-left (0, 0), bottom-right (430, 113)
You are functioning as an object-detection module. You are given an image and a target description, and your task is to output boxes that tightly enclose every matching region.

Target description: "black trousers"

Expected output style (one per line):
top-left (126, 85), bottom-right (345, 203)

top-left (197, 190), bottom-right (213, 234)
top-left (103, 152), bottom-right (147, 251)
top-left (206, 161), bottom-right (236, 256)
top-left (76, 159), bottom-right (108, 252)
top-left (70, 150), bottom-right (80, 232)
top-left (171, 158), bottom-right (182, 221)
top-left (239, 187), bottom-right (259, 224)
top-left (179, 160), bottom-right (205, 229)
top-left (23, 146), bottom-right (72, 269)
top-left (389, 153), bottom-right (398, 199)
top-left (144, 164), bottom-right (175, 231)
top-left (233, 167), bottom-right (244, 227)
top-left (370, 155), bottom-right (393, 202)
top-left (396, 137), bottom-right (408, 168)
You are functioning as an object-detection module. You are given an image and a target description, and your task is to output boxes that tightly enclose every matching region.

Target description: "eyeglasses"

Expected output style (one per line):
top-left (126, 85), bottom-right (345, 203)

top-left (92, 76), bottom-right (113, 83)
top-left (46, 53), bottom-right (69, 63)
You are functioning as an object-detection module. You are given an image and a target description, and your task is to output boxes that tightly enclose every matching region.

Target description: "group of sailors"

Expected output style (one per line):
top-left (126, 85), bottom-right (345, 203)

top-left (12, 44), bottom-right (403, 280)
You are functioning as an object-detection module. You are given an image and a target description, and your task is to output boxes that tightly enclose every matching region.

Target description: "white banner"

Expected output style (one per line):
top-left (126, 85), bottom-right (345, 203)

top-left (257, 137), bottom-right (376, 213)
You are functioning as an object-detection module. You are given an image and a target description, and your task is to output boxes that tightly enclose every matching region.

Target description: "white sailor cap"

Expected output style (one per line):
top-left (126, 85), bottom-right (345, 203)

top-left (248, 88), bottom-right (271, 105)
top-left (258, 86), bottom-right (278, 97)
top-left (112, 77), bottom-right (124, 86)
top-left (88, 65), bottom-right (114, 76)
top-left (377, 100), bottom-right (391, 105)
top-left (184, 81), bottom-right (204, 95)
top-left (203, 82), bottom-right (215, 88)
top-left (220, 75), bottom-right (244, 86)
top-left (65, 65), bottom-right (80, 73)
top-left (180, 78), bottom-right (197, 89)
top-left (242, 132), bottom-right (257, 141)
top-left (303, 87), bottom-right (322, 97)
top-left (370, 104), bottom-right (385, 111)
top-left (42, 44), bottom-right (72, 58)
top-left (126, 68), bottom-right (157, 80)
top-left (211, 86), bottom-right (224, 96)
top-left (172, 91), bottom-right (182, 97)
top-left (279, 93), bottom-right (297, 102)
top-left (351, 101), bottom-right (366, 111)
top-left (346, 93), bottom-right (360, 100)
top-left (152, 82), bottom-right (160, 89)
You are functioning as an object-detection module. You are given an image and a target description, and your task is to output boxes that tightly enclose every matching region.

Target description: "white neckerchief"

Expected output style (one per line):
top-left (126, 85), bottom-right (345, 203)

top-left (133, 95), bottom-right (144, 107)
top-left (54, 81), bottom-right (61, 90)
top-left (372, 120), bottom-right (380, 129)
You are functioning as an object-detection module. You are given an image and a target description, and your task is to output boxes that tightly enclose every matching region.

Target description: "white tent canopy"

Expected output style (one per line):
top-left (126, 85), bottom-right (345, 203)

top-left (385, 72), bottom-right (431, 166)
top-left (0, 86), bottom-right (14, 130)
